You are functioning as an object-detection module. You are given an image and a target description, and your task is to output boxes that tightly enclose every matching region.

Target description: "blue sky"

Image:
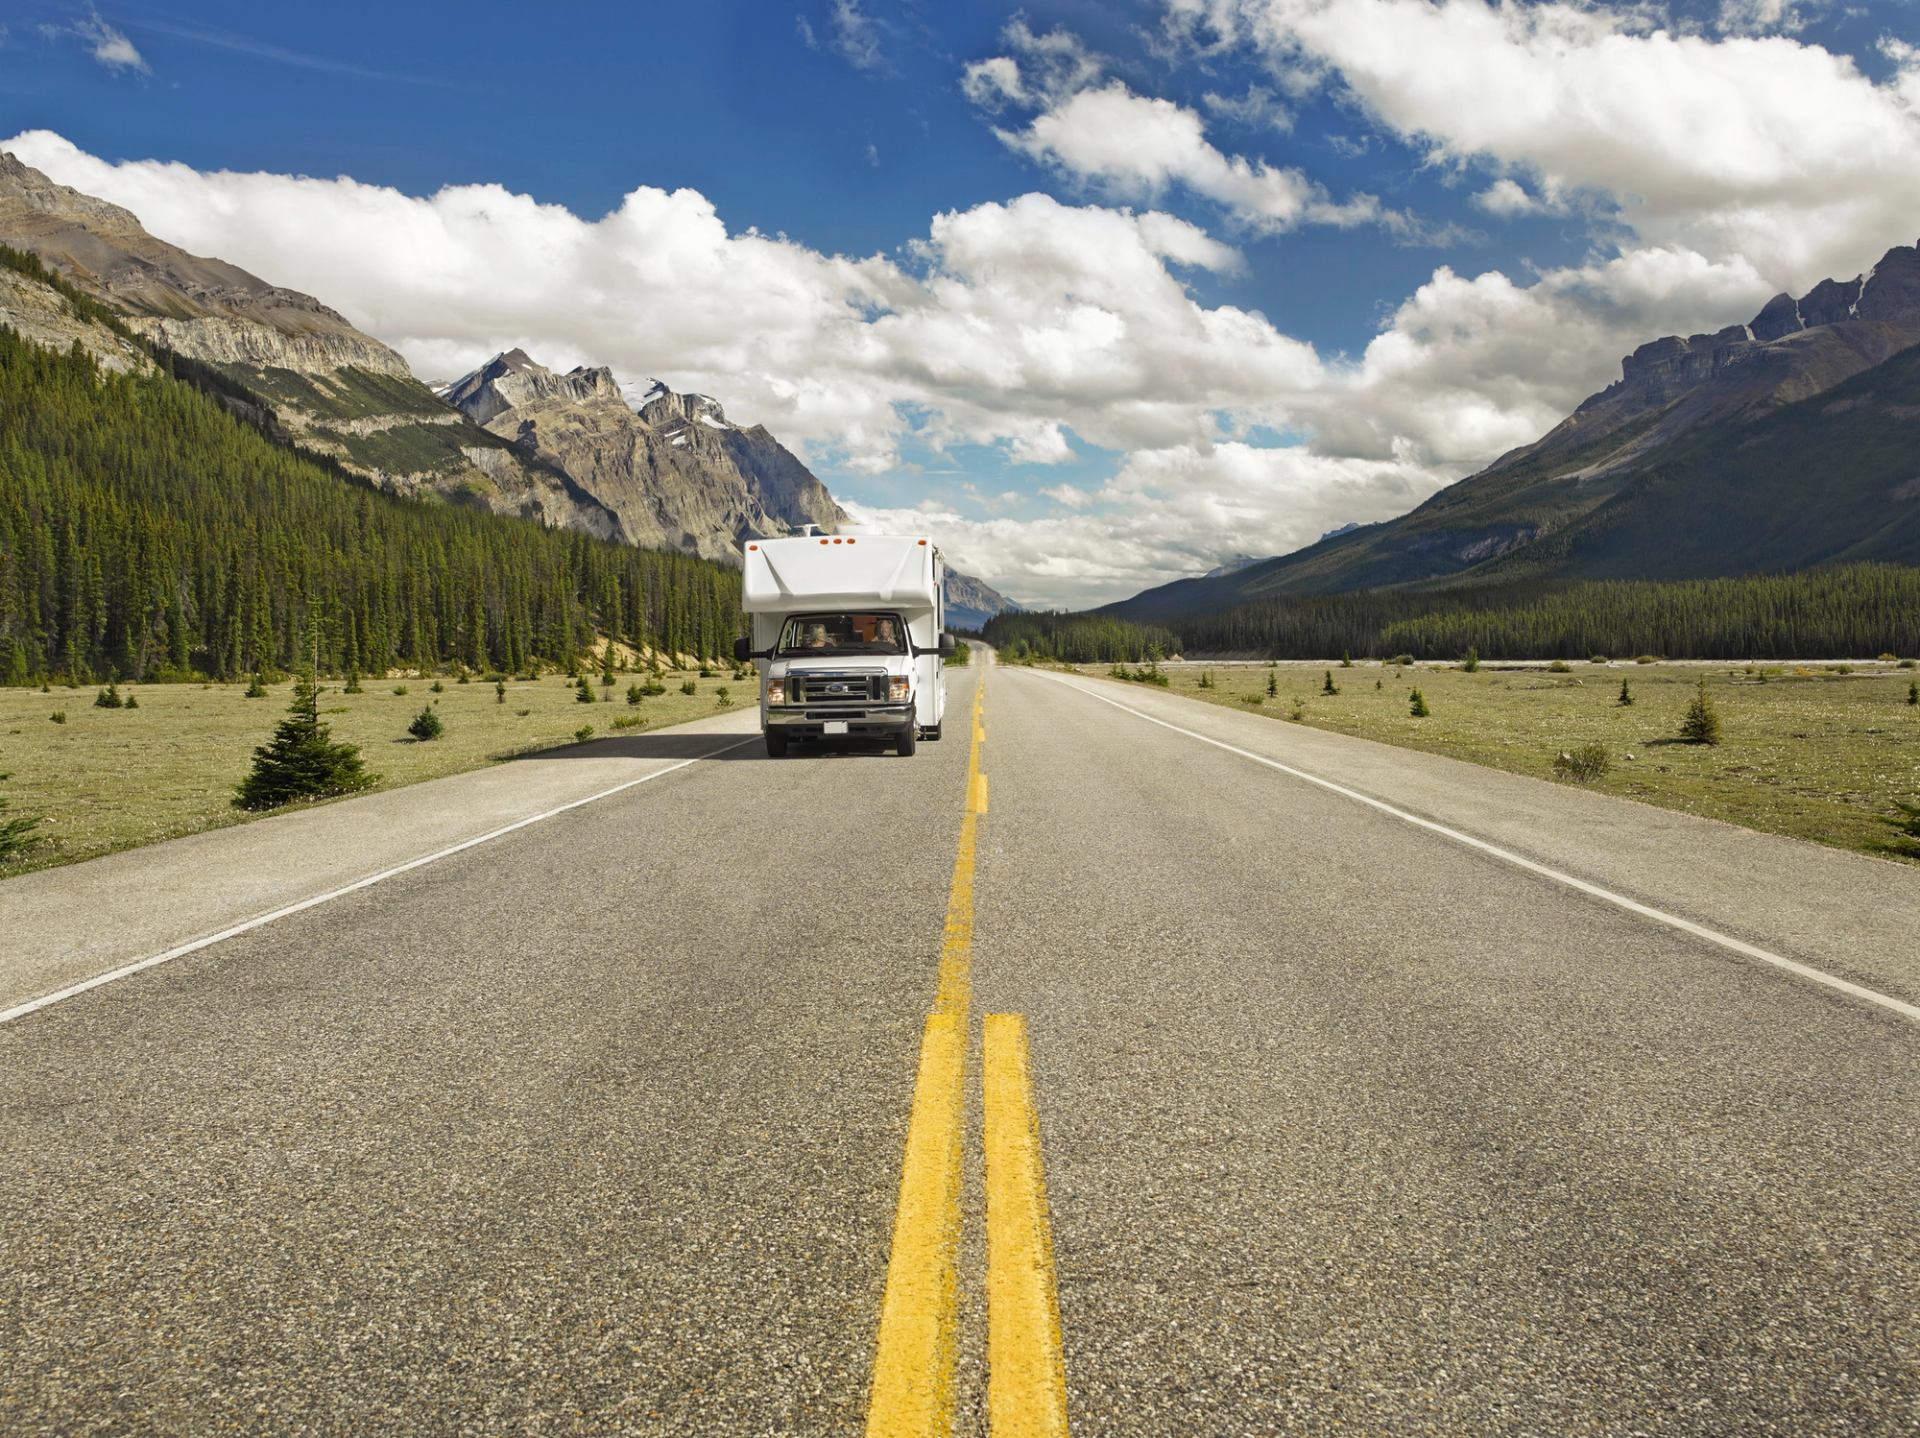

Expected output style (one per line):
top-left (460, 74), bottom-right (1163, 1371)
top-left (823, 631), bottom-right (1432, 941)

top-left (6, 1), bottom-right (1920, 603)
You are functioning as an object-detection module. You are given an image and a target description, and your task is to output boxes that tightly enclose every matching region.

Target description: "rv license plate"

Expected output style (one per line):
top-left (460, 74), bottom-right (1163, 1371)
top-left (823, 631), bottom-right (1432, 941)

top-left (824, 721), bottom-right (849, 735)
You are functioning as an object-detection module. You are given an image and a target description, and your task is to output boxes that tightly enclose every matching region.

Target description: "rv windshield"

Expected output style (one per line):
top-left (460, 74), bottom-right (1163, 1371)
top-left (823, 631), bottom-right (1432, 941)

top-left (777, 612), bottom-right (909, 656)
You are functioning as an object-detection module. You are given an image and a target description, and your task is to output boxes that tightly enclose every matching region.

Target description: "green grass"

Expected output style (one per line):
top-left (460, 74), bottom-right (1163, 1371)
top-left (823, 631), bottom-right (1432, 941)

top-left (1079, 659), bottom-right (1920, 864)
top-left (0, 672), bottom-right (745, 875)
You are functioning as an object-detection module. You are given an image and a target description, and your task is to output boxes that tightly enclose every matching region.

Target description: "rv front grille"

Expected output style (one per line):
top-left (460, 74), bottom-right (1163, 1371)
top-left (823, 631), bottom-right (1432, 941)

top-left (794, 673), bottom-right (886, 704)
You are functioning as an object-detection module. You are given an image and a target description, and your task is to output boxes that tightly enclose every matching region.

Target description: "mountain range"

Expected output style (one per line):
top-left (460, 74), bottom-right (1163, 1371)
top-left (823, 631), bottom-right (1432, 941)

top-left (1111, 240), bottom-right (1920, 622)
top-left (0, 151), bottom-right (1018, 626)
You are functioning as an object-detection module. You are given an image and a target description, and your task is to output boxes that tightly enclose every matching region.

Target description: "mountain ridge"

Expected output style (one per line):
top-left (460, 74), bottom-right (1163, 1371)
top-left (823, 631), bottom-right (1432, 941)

top-left (1107, 237), bottom-right (1920, 622)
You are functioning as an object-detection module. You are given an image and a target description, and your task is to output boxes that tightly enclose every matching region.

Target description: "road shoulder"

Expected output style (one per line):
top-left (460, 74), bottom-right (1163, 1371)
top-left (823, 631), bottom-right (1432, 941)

top-left (0, 711), bottom-right (760, 1018)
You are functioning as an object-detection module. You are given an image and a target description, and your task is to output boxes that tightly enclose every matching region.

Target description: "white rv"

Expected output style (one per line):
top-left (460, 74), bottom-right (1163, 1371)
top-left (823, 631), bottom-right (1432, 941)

top-left (734, 532), bottom-right (956, 756)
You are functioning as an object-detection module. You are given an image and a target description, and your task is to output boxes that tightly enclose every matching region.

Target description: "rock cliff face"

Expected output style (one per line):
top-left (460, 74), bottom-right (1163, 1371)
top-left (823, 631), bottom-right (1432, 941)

top-left (0, 263), bottom-right (151, 374)
top-left (0, 152), bottom-right (408, 378)
top-left (941, 569), bottom-right (1023, 631)
top-left (1492, 241), bottom-right (1920, 484)
top-left (0, 150), bottom-right (617, 538)
top-left (445, 351), bottom-right (846, 560)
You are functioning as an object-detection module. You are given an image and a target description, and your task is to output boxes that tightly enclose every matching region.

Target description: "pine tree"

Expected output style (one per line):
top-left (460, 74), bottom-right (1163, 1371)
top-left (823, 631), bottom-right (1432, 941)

top-left (408, 703), bottom-right (444, 741)
top-left (1680, 679), bottom-right (1722, 744)
top-left (1409, 688), bottom-right (1430, 718)
top-left (496, 679), bottom-right (508, 704)
top-left (244, 672), bottom-right (268, 698)
top-left (575, 675), bottom-right (596, 704)
top-left (94, 682), bottom-right (123, 708)
top-left (1266, 671), bottom-right (1278, 697)
top-left (344, 669), bottom-right (363, 694)
top-left (1909, 680), bottom-right (1918, 706)
top-left (1618, 679), bottom-right (1634, 706)
top-left (235, 664), bottom-right (375, 809)
top-left (1461, 647), bottom-right (1480, 673)
top-left (1322, 670), bottom-right (1339, 695)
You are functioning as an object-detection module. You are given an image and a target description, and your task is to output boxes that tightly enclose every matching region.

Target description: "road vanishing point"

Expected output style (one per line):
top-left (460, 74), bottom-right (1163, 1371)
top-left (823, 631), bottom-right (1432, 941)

top-left (3, 651), bottom-right (1917, 1436)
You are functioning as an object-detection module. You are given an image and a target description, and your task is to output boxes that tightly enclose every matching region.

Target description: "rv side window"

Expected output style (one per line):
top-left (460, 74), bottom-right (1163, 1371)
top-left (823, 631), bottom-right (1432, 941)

top-left (777, 613), bottom-right (909, 656)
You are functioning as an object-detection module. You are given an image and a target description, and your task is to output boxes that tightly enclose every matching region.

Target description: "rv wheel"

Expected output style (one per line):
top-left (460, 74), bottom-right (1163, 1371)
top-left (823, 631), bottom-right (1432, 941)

top-left (765, 730), bottom-right (790, 758)
top-left (896, 725), bottom-right (917, 757)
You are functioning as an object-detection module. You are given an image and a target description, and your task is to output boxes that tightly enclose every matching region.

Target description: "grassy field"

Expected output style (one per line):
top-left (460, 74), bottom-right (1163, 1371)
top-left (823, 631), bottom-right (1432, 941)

top-left (0, 669), bottom-right (750, 876)
top-left (1078, 658), bottom-right (1920, 865)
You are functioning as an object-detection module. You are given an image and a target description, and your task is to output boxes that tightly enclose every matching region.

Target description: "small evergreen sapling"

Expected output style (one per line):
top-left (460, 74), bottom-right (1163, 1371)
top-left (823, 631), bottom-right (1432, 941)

top-left (1340, 652), bottom-right (1353, 668)
top-left (1617, 679), bottom-right (1634, 706)
top-left (1909, 680), bottom-right (1918, 706)
top-left (496, 680), bottom-right (508, 704)
top-left (1461, 648), bottom-right (1480, 673)
top-left (235, 667), bottom-right (375, 810)
top-left (575, 675), bottom-right (596, 704)
top-left (244, 673), bottom-right (268, 698)
top-left (1409, 688), bottom-right (1430, 718)
top-left (408, 703), bottom-right (444, 741)
top-left (123, 691), bottom-right (138, 708)
top-left (626, 683), bottom-right (644, 705)
top-left (1680, 679), bottom-right (1722, 744)
top-left (344, 670), bottom-right (363, 694)
top-left (94, 682), bottom-right (123, 709)
top-left (1322, 670), bottom-right (1339, 696)
top-left (1266, 671), bottom-right (1279, 697)
top-left (681, 679), bottom-right (697, 696)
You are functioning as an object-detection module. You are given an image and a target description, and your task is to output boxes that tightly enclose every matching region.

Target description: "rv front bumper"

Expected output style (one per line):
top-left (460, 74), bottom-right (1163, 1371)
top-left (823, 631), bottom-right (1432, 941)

top-left (766, 703), bottom-right (914, 730)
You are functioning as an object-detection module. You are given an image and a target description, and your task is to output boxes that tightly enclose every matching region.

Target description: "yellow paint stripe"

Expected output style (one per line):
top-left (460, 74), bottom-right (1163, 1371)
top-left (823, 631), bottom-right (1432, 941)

top-left (866, 1013), bottom-right (967, 1438)
top-left (983, 1014), bottom-right (1070, 1438)
top-left (934, 675), bottom-right (987, 1018)
top-left (868, 670), bottom-right (988, 1435)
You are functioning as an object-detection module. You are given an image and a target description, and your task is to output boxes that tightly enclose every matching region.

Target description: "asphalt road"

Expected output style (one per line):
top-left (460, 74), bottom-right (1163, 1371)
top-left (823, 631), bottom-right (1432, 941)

top-left (2, 656), bottom-right (1915, 1436)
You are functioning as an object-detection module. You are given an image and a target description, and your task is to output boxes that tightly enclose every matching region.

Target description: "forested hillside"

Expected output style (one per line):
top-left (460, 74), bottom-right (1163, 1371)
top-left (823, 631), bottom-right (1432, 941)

top-left (0, 327), bottom-right (743, 684)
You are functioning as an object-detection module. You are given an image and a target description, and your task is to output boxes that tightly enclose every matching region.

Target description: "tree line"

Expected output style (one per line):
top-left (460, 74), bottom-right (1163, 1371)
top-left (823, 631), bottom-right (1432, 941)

top-left (987, 567), bottom-right (1920, 663)
top-left (981, 611), bottom-right (1182, 664)
top-left (0, 325), bottom-right (745, 684)
top-left (1180, 567), bottom-right (1920, 660)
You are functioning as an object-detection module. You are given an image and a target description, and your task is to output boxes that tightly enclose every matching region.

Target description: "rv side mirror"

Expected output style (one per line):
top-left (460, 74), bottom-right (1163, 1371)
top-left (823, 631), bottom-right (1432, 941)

top-left (938, 632), bottom-right (956, 657)
top-left (732, 636), bottom-right (753, 663)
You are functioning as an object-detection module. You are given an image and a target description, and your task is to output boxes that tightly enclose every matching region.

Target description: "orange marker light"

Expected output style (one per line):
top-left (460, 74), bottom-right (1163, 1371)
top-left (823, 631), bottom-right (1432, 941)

top-left (747, 543), bottom-right (758, 551)
top-left (917, 539), bottom-right (927, 546)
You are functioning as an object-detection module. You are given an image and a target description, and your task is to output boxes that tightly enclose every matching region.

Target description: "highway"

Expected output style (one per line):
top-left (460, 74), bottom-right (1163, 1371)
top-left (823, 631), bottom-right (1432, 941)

top-left (3, 654), bottom-right (1916, 1436)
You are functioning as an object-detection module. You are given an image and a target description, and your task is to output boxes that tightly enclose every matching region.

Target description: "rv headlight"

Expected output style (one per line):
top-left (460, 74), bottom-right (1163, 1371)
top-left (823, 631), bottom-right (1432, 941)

top-left (765, 678), bottom-right (787, 706)
top-left (889, 676), bottom-right (911, 703)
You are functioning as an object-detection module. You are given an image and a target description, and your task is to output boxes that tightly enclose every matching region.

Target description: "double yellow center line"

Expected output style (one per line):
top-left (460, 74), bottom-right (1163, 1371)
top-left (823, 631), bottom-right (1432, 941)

top-left (866, 672), bottom-right (1070, 1437)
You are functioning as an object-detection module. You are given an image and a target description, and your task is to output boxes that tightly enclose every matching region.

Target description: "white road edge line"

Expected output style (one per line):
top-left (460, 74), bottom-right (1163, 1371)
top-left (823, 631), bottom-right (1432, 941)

top-left (0, 735), bottom-right (762, 1028)
top-left (1031, 670), bottom-right (1920, 1027)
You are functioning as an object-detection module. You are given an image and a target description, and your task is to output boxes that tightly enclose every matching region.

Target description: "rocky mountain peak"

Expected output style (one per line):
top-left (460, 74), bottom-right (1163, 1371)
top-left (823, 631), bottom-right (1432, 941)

top-left (636, 381), bottom-right (733, 433)
top-left (444, 349), bottom-right (624, 424)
